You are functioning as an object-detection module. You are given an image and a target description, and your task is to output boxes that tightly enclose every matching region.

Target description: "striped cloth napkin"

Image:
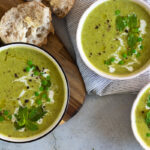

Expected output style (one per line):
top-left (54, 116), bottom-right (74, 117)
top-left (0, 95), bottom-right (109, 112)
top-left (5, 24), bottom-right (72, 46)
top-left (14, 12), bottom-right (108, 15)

top-left (53, 0), bottom-right (150, 96)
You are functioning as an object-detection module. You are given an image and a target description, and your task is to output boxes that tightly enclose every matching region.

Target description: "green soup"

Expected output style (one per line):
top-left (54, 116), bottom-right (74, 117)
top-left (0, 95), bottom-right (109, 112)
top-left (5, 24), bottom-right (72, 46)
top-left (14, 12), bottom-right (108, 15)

top-left (0, 46), bottom-right (66, 139)
top-left (82, 0), bottom-right (150, 75)
top-left (135, 87), bottom-right (150, 147)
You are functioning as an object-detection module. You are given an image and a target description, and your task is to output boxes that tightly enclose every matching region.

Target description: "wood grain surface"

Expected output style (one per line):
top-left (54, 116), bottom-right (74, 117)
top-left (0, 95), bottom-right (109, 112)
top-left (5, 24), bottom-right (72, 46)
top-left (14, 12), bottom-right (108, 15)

top-left (0, 0), bottom-right (86, 124)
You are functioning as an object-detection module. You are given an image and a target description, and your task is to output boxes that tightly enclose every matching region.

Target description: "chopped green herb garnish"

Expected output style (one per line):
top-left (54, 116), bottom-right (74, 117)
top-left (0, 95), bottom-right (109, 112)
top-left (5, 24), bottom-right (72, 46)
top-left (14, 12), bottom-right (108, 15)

top-left (47, 80), bottom-right (51, 87)
top-left (39, 86), bottom-right (44, 91)
top-left (118, 60), bottom-right (124, 65)
top-left (46, 75), bottom-right (50, 80)
top-left (104, 60), bottom-right (111, 65)
top-left (47, 98), bottom-right (51, 102)
top-left (127, 51), bottom-right (132, 56)
top-left (36, 99), bottom-right (42, 105)
top-left (122, 53), bottom-right (127, 58)
top-left (34, 71), bottom-right (40, 76)
top-left (16, 60), bottom-right (52, 131)
top-left (8, 115), bottom-right (12, 120)
top-left (45, 87), bottom-right (49, 91)
top-left (146, 133), bottom-right (150, 137)
top-left (42, 80), bottom-right (48, 86)
top-left (110, 57), bottom-right (115, 62)
top-left (136, 52), bottom-right (141, 58)
top-left (146, 111), bottom-right (150, 128)
top-left (116, 16), bottom-right (128, 31)
top-left (104, 60), bottom-right (106, 64)
top-left (137, 37), bottom-right (143, 42)
top-left (0, 116), bottom-right (4, 122)
top-left (128, 33), bottom-right (138, 49)
top-left (35, 92), bottom-right (39, 96)
top-left (42, 94), bottom-right (47, 99)
top-left (131, 49), bottom-right (136, 54)
top-left (147, 95), bottom-right (150, 107)
top-left (27, 60), bottom-right (33, 66)
top-left (28, 106), bottom-right (46, 122)
top-left (104, 57), bottom-right (116, 65)
top-left (26, 120), bottom-right (38, 131)
top-left (25, 66), bottom-right (31, 72)
top-left (3, 110), bottom-right (9, 116)
top-left (32, 65), bottom-right (36, 70)
top-left (115, 12), bottom-right (143, 61)
top-left (115, 10), bottom-right (120, 16)
top-left (147, 100), bottom-right (150, 107)
top-left (0, 109), bottom-right (12, 121)
top-left (131, 28), bottom-right (139, 33)
top-left (14, 106), bottom-right (46, 131)
top-left (140, 45), bottom-right (143, 50)
top-left (128, 14), bottom-right (137, 28)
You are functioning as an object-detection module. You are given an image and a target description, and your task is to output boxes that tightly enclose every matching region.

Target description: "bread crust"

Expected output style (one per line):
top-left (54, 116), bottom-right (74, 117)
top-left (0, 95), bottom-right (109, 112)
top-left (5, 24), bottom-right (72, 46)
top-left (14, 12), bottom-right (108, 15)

top-left (21, 0), bottom-right (75, 18)
top-left (49, 0), bottom-right (75, 18)
top-left (0, 1), bottom-right (53, 46)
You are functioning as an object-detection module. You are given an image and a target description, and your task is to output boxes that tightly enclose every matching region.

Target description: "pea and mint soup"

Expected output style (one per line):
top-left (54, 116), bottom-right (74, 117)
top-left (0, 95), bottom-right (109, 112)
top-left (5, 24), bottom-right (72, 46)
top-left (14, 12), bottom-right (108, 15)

top-left (135, 88), bottom-right (150, 147)
top-left (82, 0), bottom-right (150, 75)
top-left (0, 47), bottom-right (66, 138)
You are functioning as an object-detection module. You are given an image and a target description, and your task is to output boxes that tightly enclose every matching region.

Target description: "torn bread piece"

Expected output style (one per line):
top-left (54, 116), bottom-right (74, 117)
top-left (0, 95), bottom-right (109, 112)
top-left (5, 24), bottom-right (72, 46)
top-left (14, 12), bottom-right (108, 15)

top-left (49, 0), bottom-right (75, 18)
top-left (0, 1), bottom-right (53, 46)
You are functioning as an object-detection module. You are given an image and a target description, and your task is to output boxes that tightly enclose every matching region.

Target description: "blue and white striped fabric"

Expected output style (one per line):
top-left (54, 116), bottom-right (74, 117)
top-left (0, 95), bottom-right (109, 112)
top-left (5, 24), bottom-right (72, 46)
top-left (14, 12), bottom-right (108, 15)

top-left (53, 0), bottom-right (150, 96)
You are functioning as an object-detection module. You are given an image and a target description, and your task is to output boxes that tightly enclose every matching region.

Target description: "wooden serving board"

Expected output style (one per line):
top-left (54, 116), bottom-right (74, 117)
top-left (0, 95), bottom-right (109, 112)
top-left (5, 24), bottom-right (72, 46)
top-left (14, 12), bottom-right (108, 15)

top-left (0, 0), bottom-right (86, 124)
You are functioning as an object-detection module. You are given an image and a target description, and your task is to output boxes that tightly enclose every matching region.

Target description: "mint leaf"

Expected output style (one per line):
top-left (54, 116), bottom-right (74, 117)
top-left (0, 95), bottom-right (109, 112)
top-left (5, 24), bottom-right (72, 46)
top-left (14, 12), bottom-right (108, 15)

top-left (116, 16), bottom-right (128, 31)
top-left (14, 107), bottom-right (28, 127)
top-left (128, 33), bottom-right (138, 49)
top-left (131, 27), bottom-right (139, 33)
top-left (26, 120), bottom-right (38, 131)
top-left (29, 106), bottom-right (46, 122)
top-left (14, 121), bottom-right (25, 130)
top-left (116, 14), bottom-right (139, 49)
top-left (146, 111), bottom-right (150, 128)
top-left (14, 106), bottom-right (46, 131)
top-left (128, 14), bottom-right (137, 28)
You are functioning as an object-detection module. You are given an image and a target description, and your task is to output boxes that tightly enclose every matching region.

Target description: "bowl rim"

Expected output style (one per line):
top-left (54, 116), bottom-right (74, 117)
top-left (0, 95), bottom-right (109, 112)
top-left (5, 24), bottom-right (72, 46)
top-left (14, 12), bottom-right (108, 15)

top-left (131, 82), bottom-right (150, 150)
top-left (76, 0), bottom-right (150, 80)
top-left (0, 42), bottom-right (70, 143)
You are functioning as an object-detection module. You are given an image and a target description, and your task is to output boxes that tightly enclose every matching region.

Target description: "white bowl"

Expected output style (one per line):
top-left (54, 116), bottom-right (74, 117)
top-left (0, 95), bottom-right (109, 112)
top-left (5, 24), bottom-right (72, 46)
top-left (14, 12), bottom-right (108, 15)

top-left (76, 0), bottom-right (150, 80)
top-left (0, 43), bottom-right (69, 143)
top-left (131, 83), bottom-right (150, 150)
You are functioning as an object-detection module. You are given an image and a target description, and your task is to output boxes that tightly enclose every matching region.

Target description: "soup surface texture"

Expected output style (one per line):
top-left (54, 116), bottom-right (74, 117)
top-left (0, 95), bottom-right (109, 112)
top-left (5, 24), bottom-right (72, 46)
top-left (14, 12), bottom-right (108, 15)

top-left (82, 0), bottom-right (150, 75)
top-left (135, 87), bottom-right (150, 147)
top-left (0, 47), bottom-right (66, 138)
